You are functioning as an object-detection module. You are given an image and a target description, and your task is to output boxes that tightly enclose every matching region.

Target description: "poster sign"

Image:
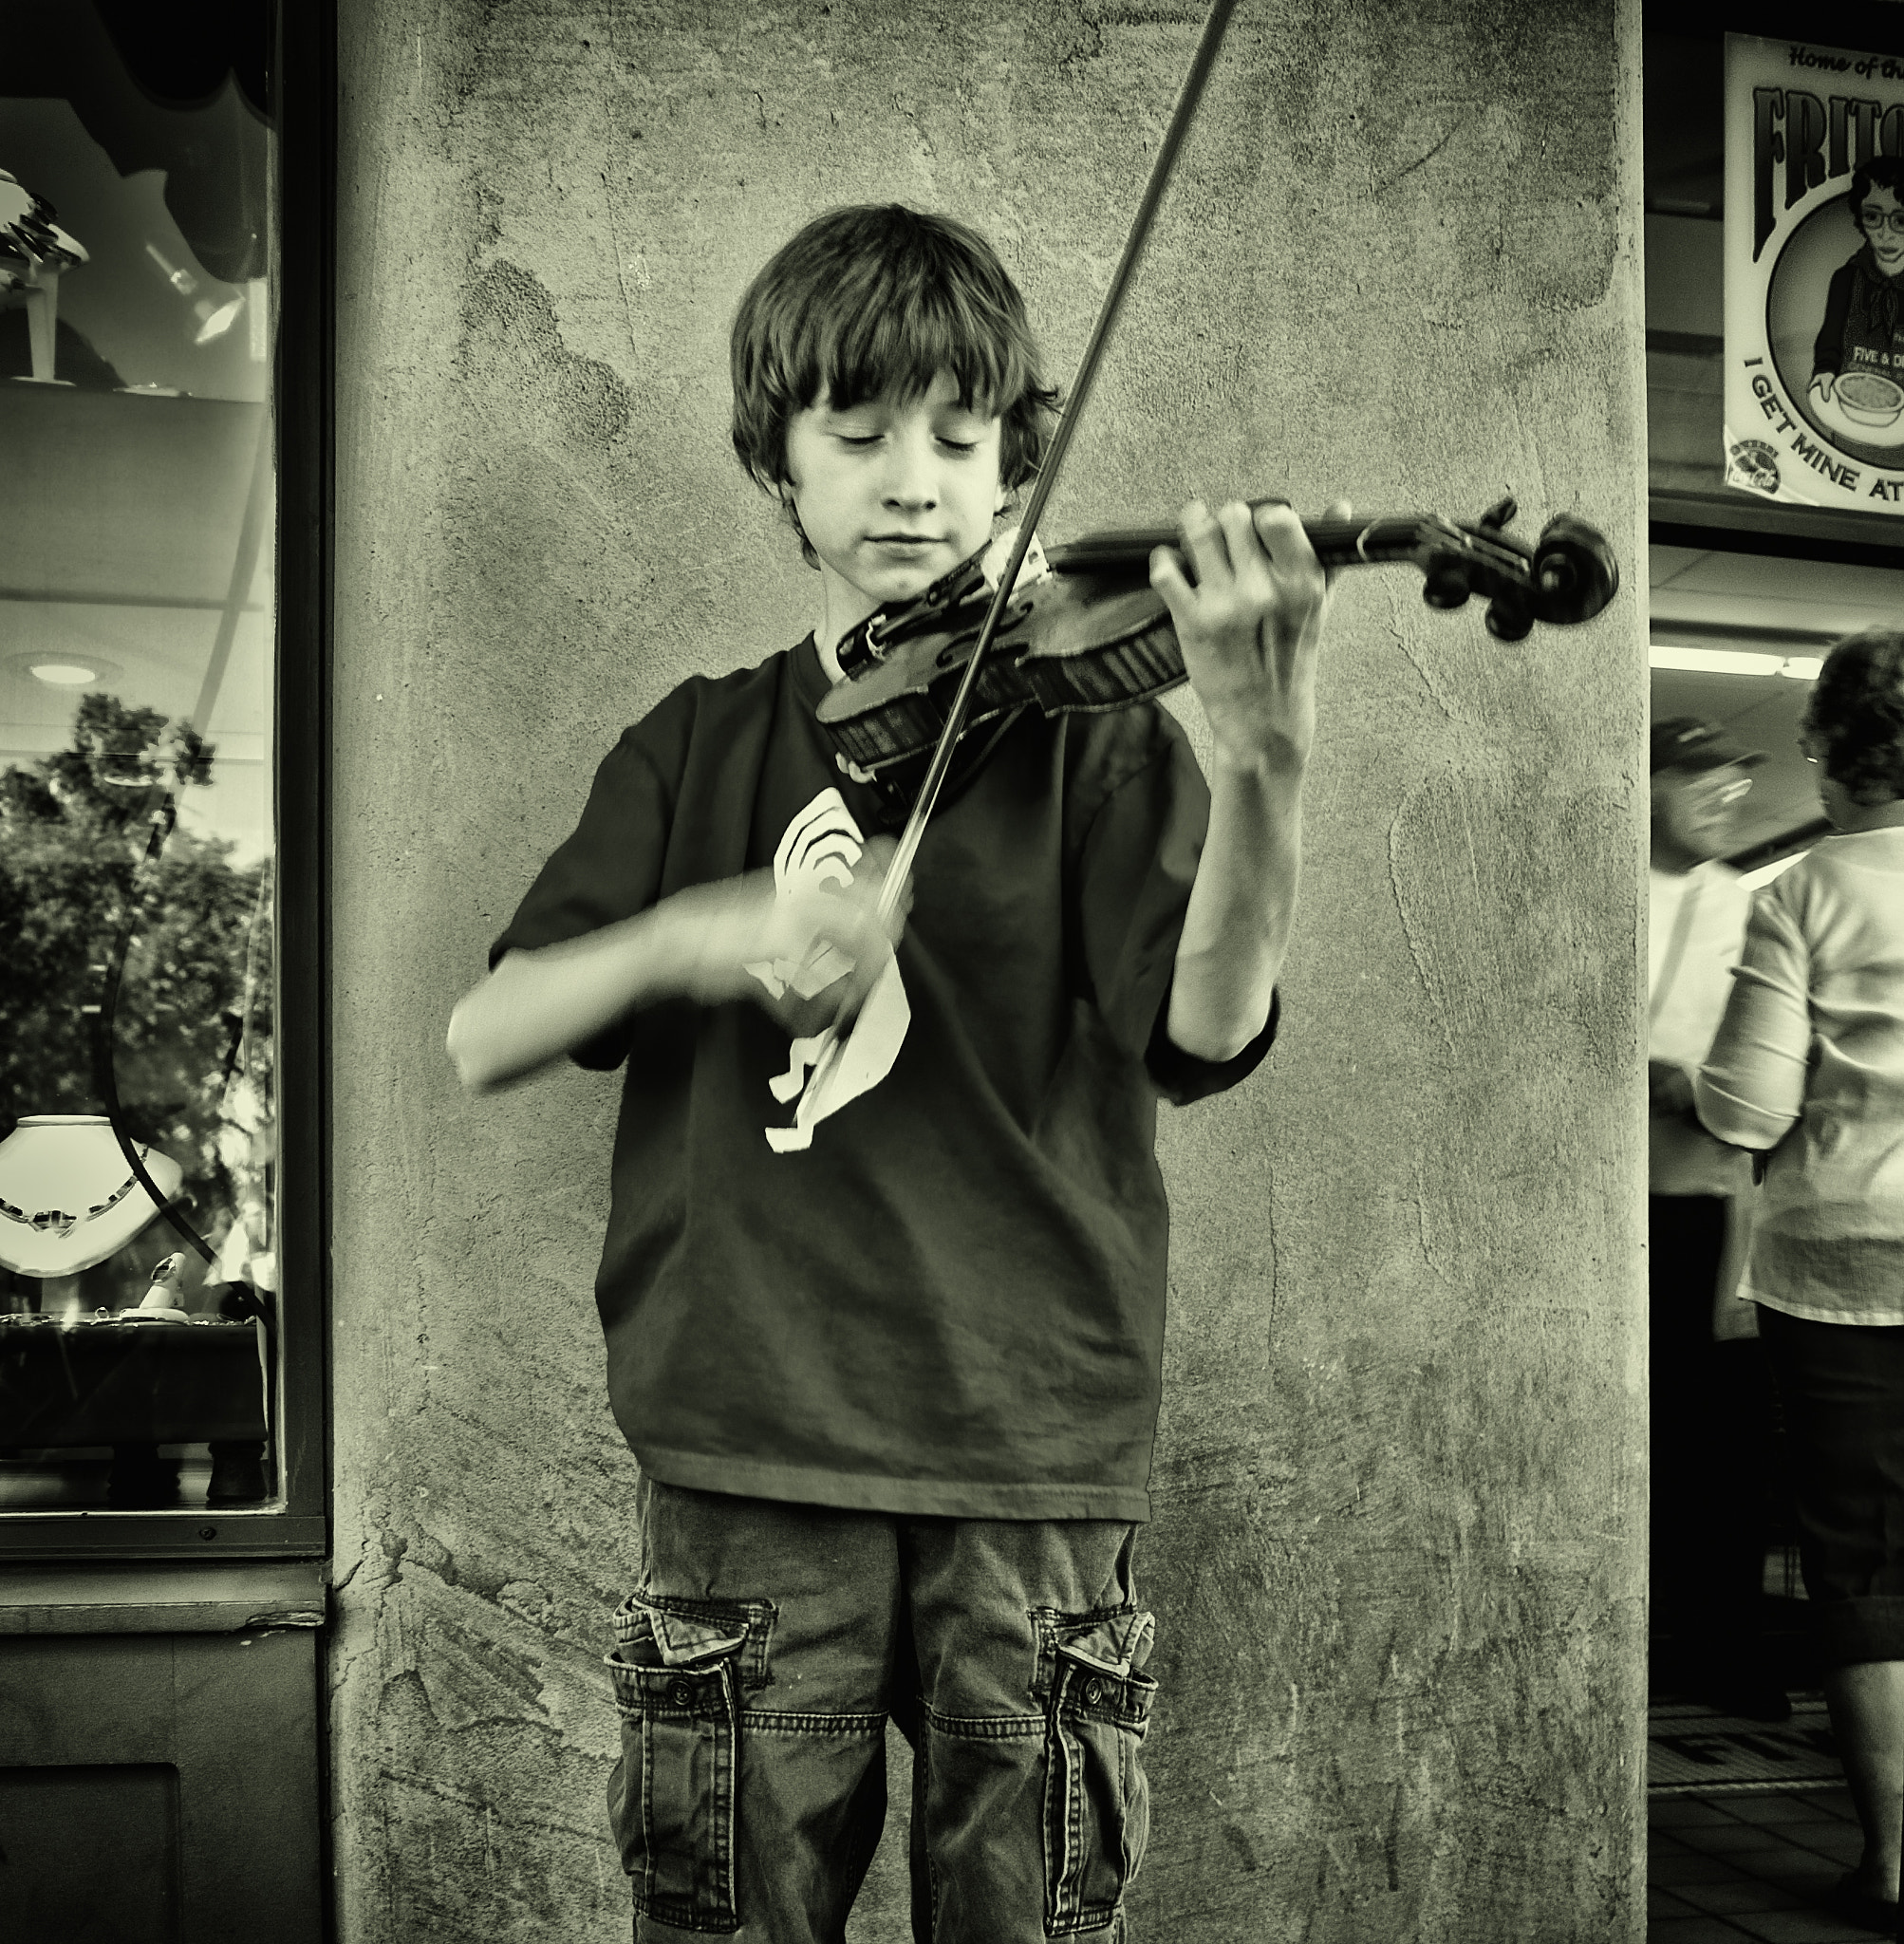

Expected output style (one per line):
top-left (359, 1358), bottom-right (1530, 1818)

top-left (1725, 32), bottom-right (1904, 510)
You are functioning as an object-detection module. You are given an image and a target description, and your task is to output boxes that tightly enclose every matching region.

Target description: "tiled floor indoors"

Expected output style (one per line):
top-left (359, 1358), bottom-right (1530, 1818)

top-left (1646, 1564), bottom-right (1900, 1940)
top-left (1650, 1783), bottom-right (1890, 1940)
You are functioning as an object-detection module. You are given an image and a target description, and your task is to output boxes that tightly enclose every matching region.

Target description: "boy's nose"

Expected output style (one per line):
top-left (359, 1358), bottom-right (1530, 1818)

top-left (878, 435), bottom-right (938, 508)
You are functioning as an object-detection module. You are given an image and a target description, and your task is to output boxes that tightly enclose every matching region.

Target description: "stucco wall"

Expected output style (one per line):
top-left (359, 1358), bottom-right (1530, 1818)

top-left (330, 3), bottom-right (1648, 1937)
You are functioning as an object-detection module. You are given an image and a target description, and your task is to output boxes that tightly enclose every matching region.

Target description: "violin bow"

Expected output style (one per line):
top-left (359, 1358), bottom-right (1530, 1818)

top-left (789, 0), bottom-right (1239, 1127)
top-left (872, 0), bottom-right (1241, 911)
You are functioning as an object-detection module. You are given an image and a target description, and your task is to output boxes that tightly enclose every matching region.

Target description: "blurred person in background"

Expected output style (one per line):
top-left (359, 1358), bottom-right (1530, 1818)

top-left (1650, 718), bottom-right (1788, 1721)
top-left (1697, 631), bottom-right (1904, 1933)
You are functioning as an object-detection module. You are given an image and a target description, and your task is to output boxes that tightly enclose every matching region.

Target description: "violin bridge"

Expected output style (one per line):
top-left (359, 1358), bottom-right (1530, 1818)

top-left (980, 525), bottom-right (1051, 596)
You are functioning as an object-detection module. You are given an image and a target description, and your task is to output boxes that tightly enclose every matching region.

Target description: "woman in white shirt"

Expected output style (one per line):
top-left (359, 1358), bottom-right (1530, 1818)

top-left (1697, 627), bottom-right (1904, 1932)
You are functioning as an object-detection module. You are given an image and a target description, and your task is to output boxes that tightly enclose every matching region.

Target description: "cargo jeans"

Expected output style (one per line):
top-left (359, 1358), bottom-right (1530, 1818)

top-left (607, 1475), bottom-right (1156, 1941)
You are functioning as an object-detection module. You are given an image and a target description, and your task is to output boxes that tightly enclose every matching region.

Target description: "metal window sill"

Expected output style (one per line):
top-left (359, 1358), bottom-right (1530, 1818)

top-left (0, 1558), bottom-right (327, 1634)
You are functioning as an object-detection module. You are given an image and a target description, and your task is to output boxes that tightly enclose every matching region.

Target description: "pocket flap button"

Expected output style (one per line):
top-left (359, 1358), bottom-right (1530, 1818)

top-left (1083, 1676), bottom-right (1105, 1706)
top-left (667, 1676), bottom-right (697, 1710)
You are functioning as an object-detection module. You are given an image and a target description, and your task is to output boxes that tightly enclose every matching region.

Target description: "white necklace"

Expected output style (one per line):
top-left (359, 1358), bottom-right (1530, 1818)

top-left (0, 1115), bottom-right (183, 1279)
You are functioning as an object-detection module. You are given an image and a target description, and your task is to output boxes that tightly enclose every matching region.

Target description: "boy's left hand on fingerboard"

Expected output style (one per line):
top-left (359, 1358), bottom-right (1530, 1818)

top-left (1148, 496), bottom-right (1348, 771)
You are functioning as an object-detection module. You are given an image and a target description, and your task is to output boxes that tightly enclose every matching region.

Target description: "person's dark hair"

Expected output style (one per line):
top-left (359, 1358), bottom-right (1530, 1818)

top-left (1850, 156), bottom-right (1904, 231)
top-left (1805, 628), bottom-right (1904, 802)
top-left (730, 205), bottom-right (1058, 557)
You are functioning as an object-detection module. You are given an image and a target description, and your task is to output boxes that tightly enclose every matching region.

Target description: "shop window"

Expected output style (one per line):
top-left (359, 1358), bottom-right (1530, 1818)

top-left (0, 3), bottom-right (325, 1553)
top-left (1643, 5), bottom-right (1904, 888)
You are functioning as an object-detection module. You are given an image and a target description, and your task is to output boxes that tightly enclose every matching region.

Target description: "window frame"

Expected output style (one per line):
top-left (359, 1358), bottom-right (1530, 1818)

top-left (0, 0), bottom-right (333, 1562)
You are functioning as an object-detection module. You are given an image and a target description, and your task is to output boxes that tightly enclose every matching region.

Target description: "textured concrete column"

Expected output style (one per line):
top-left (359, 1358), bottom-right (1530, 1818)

top-left (331, 4), bottom-right (1646, 1937)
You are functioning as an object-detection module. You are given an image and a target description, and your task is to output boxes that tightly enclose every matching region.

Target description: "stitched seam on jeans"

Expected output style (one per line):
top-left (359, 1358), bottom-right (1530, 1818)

top-left (1041, 1691), bottom-right (1061, 1932)
top-left (923, 1701), bottom-right (1044, 1739)
top-left (714, 1660), bottom-right (734, 1921)
top-left (629, 1894), bottom-right (741, 1936)
top-left (1057, 1706), bottom-right (1079, 1922)
top-left (1066, 1692), bottom-right (1086, 1921)
top-left (640, 1709), bottom-right (658, 1912)
top-left (740, 1708), bottom-right (887, 1735)
top-left (1049, 1911), bottom-right (1118, 1935)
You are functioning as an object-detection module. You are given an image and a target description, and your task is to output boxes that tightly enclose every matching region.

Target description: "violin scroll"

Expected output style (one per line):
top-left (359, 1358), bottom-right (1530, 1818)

top-left (1530, 515), bottom-right (1620, 626)
top-left (1413, 502), bottom-right (1619, 645)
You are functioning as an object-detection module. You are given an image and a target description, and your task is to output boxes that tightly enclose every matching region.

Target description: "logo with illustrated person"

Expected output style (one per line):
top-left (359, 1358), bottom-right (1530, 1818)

top-left (746, 788), bottom-right (910, 1153)
top-left (1727, 36), bottom-right (1904, 510)
top-left (1803, 156), bottom-right (1904, 449)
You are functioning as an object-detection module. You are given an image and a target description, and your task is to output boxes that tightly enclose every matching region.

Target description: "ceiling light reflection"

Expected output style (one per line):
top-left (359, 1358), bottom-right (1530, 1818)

top-left (5, 651), bottom-right (122, 689)
top-left (1650, 645), bottom-right (1824, 680)
top-left (194, 296), bottom-right (243, 344)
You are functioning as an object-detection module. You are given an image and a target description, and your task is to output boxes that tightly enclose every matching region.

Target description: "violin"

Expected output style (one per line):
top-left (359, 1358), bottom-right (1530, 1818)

top-left (816, 495), bottom-right (1618, 781)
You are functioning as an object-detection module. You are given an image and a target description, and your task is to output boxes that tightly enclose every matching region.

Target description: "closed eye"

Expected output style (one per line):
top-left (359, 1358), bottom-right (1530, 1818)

top-left (834, 433), bottom-right (980, 453)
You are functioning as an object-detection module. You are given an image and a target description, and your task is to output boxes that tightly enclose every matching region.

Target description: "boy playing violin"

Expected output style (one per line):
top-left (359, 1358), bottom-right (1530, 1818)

top-left (447, 203), bottom-right (1337, 1942)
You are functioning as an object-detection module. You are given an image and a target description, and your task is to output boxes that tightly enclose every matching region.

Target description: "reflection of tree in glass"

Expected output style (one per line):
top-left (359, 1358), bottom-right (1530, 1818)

top-left (0, 694), bottom-right (272, 1296)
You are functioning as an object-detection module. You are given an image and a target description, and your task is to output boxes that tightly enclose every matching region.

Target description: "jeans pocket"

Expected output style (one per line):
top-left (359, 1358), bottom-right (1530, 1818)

top-left (606, 1591), bottom-right (758, 1935)
top-left (1040, 1616), bottom-right (1157, 1935)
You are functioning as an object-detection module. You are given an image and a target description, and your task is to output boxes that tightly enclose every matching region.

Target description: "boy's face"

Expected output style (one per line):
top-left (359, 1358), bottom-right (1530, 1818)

top-left (782, 369), bottom-right (1005, 636)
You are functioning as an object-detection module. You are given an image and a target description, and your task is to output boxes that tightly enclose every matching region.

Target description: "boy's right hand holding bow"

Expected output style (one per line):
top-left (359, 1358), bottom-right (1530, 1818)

top-left (679, 833), bottom-right (909, 1040)
top-left (447, 839), bottom-right (907, 1094)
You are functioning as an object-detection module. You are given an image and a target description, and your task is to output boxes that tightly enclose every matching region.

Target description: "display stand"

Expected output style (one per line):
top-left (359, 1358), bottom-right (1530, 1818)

top-left (7, 260), bottom-right (64, 381)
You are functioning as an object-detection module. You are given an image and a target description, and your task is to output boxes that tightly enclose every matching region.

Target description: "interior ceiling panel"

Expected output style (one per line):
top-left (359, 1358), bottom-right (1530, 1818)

top-left (1653, 546), bottom-right (1904, 637)
top-left (0, 387), bottom-right (265, 605)
top-left (0, 605), bottom-right (268, 733)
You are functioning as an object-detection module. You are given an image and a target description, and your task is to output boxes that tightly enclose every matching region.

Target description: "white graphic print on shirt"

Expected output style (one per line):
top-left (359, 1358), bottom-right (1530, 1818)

top-left (744, 787), bottom-right (911, 1153)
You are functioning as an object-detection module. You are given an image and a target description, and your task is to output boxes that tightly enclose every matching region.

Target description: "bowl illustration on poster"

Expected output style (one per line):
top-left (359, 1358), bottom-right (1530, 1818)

top-left (1838, 369), bottom-right (1904, 426)
top-left (1769, 194), bottom-right (1904, 460)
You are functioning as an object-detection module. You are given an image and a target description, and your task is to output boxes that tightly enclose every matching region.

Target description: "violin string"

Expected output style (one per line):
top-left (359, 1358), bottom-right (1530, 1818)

top-left (873, 0), bottom-right (1241, 918)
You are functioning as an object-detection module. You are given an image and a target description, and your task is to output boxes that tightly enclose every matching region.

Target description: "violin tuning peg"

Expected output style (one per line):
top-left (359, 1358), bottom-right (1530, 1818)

top-left (1479, 495), bottom-right (1519, 533)
top-left (1484, 598), bottom-right (1534, 643)
top-left (1422, 565), bottom-right (1470, 611)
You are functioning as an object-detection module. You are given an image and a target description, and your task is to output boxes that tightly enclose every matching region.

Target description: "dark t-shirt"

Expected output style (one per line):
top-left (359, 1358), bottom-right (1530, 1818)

top-left (491, 637), bottom-right (1274, 1521)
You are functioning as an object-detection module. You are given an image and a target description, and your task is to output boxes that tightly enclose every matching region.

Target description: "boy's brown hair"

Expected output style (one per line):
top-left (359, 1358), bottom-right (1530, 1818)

top-left (730, 205), bottom-right (1058, 532)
